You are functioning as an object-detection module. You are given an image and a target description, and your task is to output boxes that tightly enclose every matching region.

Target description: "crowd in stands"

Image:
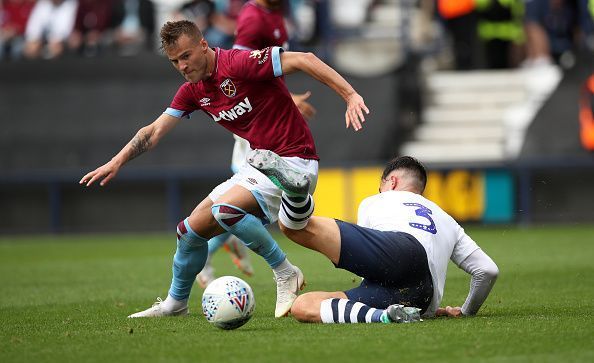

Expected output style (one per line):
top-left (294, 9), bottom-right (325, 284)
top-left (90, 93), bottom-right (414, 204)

top-left (438, 0), bottom-right (594, 70)
top-left (0, 0), bottom-right (155, 59)
top-left (1, 0), bottom-right (593, 71)
top-left (0, 0), bottom-right (316, 60)
top-left (0, 0), bottom-right (258, 59)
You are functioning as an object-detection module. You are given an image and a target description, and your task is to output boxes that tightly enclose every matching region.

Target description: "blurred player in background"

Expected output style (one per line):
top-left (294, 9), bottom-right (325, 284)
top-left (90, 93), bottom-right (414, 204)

top-left (249, 152), bottom-right (499, 323)
top-left (80, 20), bottom-right (369, 318)
top-left (197, 0), bottom-right (317, 288)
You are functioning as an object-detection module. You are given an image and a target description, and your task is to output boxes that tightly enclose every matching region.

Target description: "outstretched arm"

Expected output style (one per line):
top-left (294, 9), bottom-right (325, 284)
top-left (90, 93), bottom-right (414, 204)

top-left (79, 113), bottom-right (182, 187)
top-left (280, 51), bottom-right (369, 131)
top-left (442, 249), bottom-right (499, 317)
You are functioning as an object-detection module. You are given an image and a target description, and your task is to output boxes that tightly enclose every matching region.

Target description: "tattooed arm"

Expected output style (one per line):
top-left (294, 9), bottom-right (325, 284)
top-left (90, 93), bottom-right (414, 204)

top-left (80, 113), bottom-right (182, 187)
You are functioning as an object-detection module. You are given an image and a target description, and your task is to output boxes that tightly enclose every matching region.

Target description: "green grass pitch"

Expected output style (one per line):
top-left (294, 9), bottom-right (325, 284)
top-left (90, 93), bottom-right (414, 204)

top-left (1, 225), bottom-right (593, 362)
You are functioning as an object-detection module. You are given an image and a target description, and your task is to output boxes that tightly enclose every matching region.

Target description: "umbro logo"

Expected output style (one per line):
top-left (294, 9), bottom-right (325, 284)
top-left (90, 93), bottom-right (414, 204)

top-left (247, 178), bottom-right (258, 185)
top-left (200, 97), bottom-right (210, 106)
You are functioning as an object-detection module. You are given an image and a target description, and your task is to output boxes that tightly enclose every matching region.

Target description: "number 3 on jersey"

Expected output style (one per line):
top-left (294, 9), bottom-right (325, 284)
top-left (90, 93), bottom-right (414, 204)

top-left (404, 202), bottom-right (437, 234)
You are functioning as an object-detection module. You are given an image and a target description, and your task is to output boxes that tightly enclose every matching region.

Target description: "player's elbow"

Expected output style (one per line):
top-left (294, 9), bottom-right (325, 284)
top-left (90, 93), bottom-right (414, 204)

top-left (482, 260), bottom-right (499, 283)
top-left (292, 52), bottom-right (318, 71)
top-left (302, 52), bottom-right (317, 62)
top-left (302, 52), bottom-right (320, 69)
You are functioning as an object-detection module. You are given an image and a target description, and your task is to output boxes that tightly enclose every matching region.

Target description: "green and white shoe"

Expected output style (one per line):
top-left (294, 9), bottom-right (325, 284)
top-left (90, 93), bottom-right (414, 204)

top-left (381, 304), bottom-right (422, 324)
top-left (247, 149), bottom-right (310, 197)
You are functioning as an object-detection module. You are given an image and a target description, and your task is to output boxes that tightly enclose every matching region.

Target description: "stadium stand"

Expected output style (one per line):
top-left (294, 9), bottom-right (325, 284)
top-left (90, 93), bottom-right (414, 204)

top-left (400, 65), bottom-right (562, 163)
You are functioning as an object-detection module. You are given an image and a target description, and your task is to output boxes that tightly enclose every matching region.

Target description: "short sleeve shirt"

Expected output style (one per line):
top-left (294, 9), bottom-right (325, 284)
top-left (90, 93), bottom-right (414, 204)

top-left (165, 47), bottom-right (318, 160)
top-left (233, 1), bottom-right (288, 50)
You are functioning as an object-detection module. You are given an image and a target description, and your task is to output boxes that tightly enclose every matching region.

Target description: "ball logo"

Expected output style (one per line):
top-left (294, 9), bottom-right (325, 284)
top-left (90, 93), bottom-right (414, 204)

top-left (220, 78), bottom-right (237, 98)
top-left (225, 281), bottom-right (250, 313)
top-left (231, 294), bottom-right (248, 313)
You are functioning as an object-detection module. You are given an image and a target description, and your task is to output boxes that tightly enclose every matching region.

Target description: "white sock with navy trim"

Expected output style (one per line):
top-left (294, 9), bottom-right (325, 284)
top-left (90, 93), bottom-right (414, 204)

top-left (320, 298), bottom-right (385, 323)
top-left (279, 193), bottom-right (314, 230)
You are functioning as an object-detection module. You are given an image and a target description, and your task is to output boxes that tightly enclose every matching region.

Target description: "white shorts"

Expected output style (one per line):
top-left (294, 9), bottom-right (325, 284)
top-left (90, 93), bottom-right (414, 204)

top-left (209, 156), bottom-right (319, 225)
top-left (230, 135), bottom-right (251, 173)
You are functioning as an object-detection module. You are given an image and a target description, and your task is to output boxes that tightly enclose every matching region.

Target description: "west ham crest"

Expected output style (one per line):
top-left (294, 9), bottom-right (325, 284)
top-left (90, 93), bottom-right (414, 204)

top-left (220, 78), bottom-right (236, 98)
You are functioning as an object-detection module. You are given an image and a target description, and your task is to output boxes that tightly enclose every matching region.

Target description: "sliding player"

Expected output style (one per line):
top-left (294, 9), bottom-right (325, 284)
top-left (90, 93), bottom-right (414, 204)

top-left (249, 152), bottom-right (499, 323)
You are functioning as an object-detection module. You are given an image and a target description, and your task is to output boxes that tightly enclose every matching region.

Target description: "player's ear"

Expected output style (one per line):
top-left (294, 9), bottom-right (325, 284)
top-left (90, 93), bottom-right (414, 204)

top-left (200, 37), bottom-right (208, 51)
top-left (389, 175), bottom-right (398, 190)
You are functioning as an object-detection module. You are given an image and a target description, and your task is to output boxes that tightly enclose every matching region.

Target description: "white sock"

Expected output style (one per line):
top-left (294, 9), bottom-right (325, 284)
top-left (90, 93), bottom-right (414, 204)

top-left (272, 257), bottom-right (294, 278)
top-left (162, 294), bottom-right (188, 312)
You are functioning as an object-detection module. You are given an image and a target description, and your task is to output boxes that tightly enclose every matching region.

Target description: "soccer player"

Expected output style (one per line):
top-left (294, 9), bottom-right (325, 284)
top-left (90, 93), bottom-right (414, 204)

top-left (79, 20), bottom-right (369, 318)
top-left (197, 0), bottom-right (316, 287)
top-left (248, 151), bottom-right (499, 323)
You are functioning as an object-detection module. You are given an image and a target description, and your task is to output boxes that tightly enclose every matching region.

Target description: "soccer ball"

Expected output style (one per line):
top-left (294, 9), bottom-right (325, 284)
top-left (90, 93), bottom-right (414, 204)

top-left (201, 276), bottom-right (255, 330)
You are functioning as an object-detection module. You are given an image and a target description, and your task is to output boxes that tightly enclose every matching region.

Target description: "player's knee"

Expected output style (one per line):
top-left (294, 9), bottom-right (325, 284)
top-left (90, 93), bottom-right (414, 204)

top-left (278, 222), bottom-right (292, 236)
top-left (279, 223), bottom-right (303, 242)
top-left (211, 203), bottom-right (247, 229)
top-left (291, 294), bottom-right (321, 323)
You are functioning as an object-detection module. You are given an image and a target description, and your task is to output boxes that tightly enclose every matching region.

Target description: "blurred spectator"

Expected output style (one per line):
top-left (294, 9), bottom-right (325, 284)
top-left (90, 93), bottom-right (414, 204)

top-left (524, 0), bottom-right (594, 69)
top-left (206, 0), bottom-right (244, 48)
top-left (111, 0), bottom-right (155, 56)
top-left (68, 0), bottom-right (116, 57)
top-left (476, 0), bottom-right (524, 69)
top-left (577, 0), bottom-right (594, 50)
top-left (234, 0), bottom-right (290, 50)
top-left (436, 0), bottom-right (479, 70)
top-left (173, 0), bottom-right (215, 35)
top-left (24, 0), bottom-right (78, 59)
top-left (288, 0), bottom-right (318, 46)
top-left (524, 0), bottom-right (574, 68)
top-left (0, 0), bottom-right (35, 60)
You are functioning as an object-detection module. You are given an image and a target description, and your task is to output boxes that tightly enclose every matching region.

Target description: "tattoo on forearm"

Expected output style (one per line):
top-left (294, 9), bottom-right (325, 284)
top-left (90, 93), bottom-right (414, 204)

top-left (128, 132), bottom-right (152, 160)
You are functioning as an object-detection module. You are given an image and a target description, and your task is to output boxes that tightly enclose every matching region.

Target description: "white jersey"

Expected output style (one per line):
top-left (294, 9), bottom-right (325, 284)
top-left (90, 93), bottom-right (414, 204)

top-left (357, 190), bottom-right (481, 317)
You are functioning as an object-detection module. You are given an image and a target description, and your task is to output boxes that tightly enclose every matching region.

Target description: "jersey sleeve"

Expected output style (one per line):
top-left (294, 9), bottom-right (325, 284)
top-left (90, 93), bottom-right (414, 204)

top-left (164, 83), bottom-right (199, 119)
top-left (227, 46), bottom-right (284, 81)
top-left (450, 225), bottom-right (481, 266)
top-left (233, 13), bottom-right (261, 50)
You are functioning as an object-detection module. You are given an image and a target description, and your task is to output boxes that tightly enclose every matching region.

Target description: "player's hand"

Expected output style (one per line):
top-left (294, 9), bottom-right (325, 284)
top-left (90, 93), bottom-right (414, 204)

top-left (291, 91), bottom-right (316, 120)
top-left (345, 92), bottom-right (369, 131)
top-left (435, 306), bottom-right (463, 318)
top-left (79, 160), bottom-right (121, 187)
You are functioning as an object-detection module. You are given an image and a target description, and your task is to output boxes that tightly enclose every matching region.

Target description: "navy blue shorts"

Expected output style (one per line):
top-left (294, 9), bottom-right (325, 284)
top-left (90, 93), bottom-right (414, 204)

top-left (336, 220), bottom-right (433, 313)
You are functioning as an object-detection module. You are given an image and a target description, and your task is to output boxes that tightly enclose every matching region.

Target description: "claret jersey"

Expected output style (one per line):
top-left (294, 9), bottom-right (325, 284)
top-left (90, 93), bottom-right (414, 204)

top-left (357, 190), bottom-right (481, 317)
top-left (165, 46), bottom-right (318, 160)
top-left (233, 1), bottom-right (288, 51)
